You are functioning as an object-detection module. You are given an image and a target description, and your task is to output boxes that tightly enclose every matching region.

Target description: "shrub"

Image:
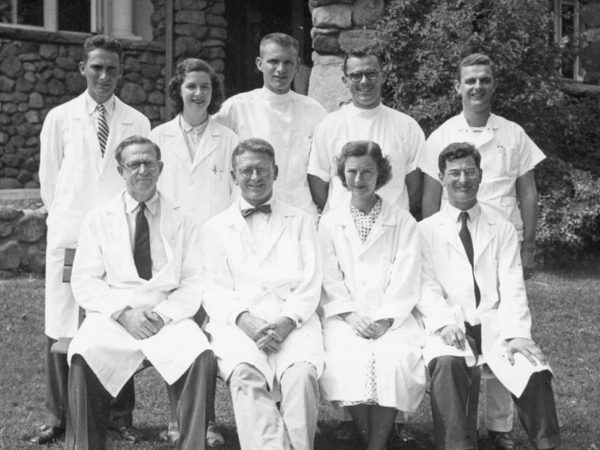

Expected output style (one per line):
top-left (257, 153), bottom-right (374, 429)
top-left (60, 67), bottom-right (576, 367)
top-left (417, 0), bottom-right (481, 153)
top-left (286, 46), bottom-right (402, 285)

top-left (377, 0), bottom-right (600, 263)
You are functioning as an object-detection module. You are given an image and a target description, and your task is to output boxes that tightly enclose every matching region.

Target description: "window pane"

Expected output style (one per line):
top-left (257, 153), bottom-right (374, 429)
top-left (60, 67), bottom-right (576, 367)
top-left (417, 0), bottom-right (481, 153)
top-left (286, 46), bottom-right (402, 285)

top-left (17, 0), bottom-right (43, 26)
top-left (58, 0), bottom-right (90, 32)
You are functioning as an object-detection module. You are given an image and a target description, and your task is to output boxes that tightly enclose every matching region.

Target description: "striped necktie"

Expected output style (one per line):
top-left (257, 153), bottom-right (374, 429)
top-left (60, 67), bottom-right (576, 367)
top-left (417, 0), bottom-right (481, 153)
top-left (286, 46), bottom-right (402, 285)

top-left (96, 103), bottom-right (109, 157)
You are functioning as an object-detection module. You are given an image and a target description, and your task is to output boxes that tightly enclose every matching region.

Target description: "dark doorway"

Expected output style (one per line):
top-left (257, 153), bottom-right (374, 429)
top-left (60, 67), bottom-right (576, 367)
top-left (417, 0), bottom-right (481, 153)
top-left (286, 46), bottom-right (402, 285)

top-left (224, 0), bottom-right (312, 96)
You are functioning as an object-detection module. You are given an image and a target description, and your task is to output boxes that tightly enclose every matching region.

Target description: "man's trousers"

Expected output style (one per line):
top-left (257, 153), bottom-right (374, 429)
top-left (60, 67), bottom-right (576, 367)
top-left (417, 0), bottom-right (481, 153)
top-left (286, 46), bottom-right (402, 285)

top-left (65, 350), bottom-right (216, 450)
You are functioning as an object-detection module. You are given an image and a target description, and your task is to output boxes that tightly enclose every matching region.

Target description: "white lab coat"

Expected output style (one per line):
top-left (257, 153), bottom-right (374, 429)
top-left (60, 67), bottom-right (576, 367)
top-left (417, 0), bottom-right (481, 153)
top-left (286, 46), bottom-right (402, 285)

top-left (68, 192), bottom-right (209, 397)
top-left (317, 200), bottom-right (426, 411)
top-left (201, 198), bottom-right (324, 386)
top-left (214, 87), bottom-right (327, 216)
top-left (39, 92), bottom-right (150, 339)
top-left (307, 103), bottom-right (425, 212)
top-left (419, 113), bottom-right (545, 239)
top-left (150, 116), bottom-right (239, 226)
top-left (418, 204), bottom-right (549, 396)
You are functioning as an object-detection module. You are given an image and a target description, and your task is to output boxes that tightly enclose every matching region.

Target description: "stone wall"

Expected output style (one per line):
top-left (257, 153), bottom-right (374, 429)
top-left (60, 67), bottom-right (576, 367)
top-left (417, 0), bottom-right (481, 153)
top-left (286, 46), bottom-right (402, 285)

top-left (0, 28), bottom-right (165, 190)
top-left (308, 0), bottom-right (384, 111)
top-left (151, 0), bottom-right (227, 71)
top-left (0, 0), bottom-right (228, 191)
top-left (0, 204), bottom-right (46, 273)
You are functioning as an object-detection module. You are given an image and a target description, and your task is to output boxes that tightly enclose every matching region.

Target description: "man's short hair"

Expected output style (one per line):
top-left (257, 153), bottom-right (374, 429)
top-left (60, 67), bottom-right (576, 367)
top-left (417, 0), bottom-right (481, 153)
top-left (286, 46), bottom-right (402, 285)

top-left (259, 33), bottom-right (299, 55)
top-left (342, 50), bottom-right (384, 74)
top-left (335, 140), bottom-right (392, 190)
top-left (438, 142), bottom-right (481, 174)
top-left (457, 53), bottom-right (496, 81)
top-left (115, 135), bottom-right (162, 165)
top-left (83, 34), bottom-right (123, 62)
top-left (168, 58), bottom-right (225, 115)
top-left (232, 138), bottom-right (276, 168)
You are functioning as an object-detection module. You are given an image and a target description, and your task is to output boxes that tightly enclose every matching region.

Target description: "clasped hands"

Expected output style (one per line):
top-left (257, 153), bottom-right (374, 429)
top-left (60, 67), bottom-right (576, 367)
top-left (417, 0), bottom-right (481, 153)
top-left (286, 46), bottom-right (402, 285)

top-left (236, 312), bottom-right (295, 355)
top-left (341, 312), bottom-right (392, 339)
top-left (117, 306), bottom-right (164, 340)
top-left (439, 325), bottom-right (547, 366)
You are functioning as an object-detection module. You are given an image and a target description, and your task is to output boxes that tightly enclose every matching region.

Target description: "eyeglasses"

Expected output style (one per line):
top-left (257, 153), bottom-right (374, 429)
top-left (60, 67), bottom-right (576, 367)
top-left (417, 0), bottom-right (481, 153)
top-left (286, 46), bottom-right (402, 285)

top-left (445, 169), bottom-right (480, 180)
top-left (345, 70), bottom-right (381, 83)
top-left (236, 166), bottom-right (271, 178)
top-left (121, 160), bottom-right (160, 172)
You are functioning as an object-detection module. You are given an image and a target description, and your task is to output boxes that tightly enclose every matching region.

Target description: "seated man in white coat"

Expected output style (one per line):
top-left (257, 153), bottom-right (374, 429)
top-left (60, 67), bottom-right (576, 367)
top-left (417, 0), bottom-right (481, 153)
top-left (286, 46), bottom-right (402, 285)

top-left (66, 136), bottom-right (215, 450)
top-left (418, 142), bottom-right (560, 450)
top-left (201, 138), bottom-right (324, 450)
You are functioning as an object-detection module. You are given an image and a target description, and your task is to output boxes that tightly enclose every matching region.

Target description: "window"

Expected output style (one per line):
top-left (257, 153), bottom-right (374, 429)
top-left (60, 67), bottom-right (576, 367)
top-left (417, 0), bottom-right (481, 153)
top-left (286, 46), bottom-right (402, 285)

top-left (2, 0), bottom-right (97, 32)
top-left (553, 0), bottom-right (582, 81)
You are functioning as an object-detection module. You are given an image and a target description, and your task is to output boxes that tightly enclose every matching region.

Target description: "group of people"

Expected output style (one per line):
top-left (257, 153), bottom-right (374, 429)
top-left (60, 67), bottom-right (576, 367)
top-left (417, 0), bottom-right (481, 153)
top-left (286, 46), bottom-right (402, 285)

top-left (32, 30), bottom-right (562, 450)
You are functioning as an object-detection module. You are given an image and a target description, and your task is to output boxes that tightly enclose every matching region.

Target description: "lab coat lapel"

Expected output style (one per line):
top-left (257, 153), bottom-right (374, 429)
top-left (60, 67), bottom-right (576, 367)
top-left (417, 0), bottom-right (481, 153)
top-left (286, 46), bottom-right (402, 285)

top-left (436, 213), bottom-right (467, 260)
top-left (335, 207), bottom-right (364, 258)
top-left (473, 213), bottom-right (495, 264)
top-left (163, 117), bottom-right (191, 166)
top-left (106, 196), bottom-right (139, 281)
top-left (73, 95), bottom-right (103, 172)
top-left (148, 194), bottom-right (178, 285)
top-left (256, 200), bottom-right (286, 265)
top-left (192, 119), bottom-right (220, 170)
top-left (361, 203), bottom-right (395, 255)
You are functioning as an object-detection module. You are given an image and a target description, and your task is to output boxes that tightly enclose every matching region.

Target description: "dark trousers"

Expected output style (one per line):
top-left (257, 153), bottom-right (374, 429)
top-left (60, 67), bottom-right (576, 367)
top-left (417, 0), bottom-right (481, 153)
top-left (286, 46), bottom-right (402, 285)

top-left (429, 356), bottom-right (561, 450)
top-left (429, 356), bottom-right (481, 450)
top-left (44, 336), bottom-right (135, 430)
top-left (65, 350), bottom-right (216, 450)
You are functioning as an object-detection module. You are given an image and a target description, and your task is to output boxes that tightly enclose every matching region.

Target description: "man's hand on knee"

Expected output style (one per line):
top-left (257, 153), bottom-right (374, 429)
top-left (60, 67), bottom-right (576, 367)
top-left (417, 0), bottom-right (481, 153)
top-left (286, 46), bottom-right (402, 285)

top-left (117, 307), bottom-right (163, 339)
top-left (506, 338), bottom-right (547, 366)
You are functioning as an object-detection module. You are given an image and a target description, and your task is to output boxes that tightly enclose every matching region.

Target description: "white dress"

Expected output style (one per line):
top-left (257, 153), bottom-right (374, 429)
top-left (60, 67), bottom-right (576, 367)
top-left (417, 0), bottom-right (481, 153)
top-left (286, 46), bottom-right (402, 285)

top-left (318, 199), bottom-right (426, 411)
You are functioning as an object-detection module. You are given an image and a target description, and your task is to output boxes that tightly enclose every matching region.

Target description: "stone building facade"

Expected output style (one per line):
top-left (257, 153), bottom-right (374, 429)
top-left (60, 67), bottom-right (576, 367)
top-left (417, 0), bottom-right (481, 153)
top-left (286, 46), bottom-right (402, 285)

top-left (0, 0), bottom-right (227, 190)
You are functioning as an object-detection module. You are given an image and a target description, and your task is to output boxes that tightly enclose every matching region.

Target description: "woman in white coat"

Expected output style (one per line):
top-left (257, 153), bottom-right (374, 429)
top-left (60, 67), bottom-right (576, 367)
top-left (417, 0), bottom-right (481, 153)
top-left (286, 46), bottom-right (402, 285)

top-left (150, 58), bottom-right (238, 226)
top-left (149, 58), bottom-right (237, 447)
top-left (318, 141), bottom-right (426, 450)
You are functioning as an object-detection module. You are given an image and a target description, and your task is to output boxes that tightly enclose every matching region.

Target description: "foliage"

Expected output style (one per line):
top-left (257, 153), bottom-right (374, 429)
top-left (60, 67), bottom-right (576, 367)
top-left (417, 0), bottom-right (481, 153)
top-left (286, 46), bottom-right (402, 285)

top-left (377, 0), bottom-right (600, 262)
top-left (537, 159), bottom-right (600, 265)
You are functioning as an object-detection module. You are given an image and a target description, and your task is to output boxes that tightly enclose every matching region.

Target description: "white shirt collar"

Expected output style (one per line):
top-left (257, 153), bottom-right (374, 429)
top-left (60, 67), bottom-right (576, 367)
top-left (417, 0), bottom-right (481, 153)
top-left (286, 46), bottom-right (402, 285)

top-left (85, 91), bottom-right (116, 116)
top-left (179, 114), bottom-right (209, 134)
top-left (260, 86), bottom-right (293, 105)
top-left (124, 190), bottom-right (160, 216)
top-left (443, 201), bottom-right (481, 224)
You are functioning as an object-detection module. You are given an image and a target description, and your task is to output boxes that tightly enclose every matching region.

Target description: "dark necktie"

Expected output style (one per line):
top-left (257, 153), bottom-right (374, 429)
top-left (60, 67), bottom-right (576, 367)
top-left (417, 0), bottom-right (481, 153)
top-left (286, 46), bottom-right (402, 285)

top-left (241, 204), bottom-right (272, 218)
top-left (96, 103), bottom-right (109, 157)
top-left (134, 202), bottom-right (152, 280)
top-left (459, 211), bottom-right (481, 307)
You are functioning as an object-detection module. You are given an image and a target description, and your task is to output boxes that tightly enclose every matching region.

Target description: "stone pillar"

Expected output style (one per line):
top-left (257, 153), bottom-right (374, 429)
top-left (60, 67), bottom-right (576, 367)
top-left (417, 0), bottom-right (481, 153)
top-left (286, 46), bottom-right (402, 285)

top-left (308, 0), bottom-right (384, 111)
top-left (112, 0), bottom-right (141, 40)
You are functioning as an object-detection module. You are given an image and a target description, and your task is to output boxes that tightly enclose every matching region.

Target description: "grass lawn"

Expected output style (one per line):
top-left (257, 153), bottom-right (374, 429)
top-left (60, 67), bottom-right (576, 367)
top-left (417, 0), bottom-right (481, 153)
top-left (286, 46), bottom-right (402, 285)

top-left (0, 263), bottom-right (598, 449)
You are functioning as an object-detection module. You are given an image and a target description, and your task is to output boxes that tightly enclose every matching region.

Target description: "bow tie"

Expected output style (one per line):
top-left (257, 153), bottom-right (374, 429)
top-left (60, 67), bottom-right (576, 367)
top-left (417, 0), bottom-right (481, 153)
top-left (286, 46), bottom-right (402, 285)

top-left (241, 204), bottom-right (272, 218)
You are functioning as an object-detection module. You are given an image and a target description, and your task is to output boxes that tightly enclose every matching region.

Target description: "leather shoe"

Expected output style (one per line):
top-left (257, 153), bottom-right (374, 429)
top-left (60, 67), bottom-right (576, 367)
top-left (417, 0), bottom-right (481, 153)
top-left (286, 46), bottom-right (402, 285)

top-left (110, 425), bottom-right (143, 443)
top-left (388, 424), bottom-right (420, 450)
top-left (488, 430), bottom-right (515, 450)
top-left (29, 424), bottom-right (64, 444)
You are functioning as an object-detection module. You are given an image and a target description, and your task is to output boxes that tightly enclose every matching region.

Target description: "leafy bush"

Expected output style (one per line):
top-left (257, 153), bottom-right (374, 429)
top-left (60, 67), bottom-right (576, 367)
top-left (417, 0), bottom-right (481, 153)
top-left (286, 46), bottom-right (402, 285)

top-left (377, 0), bottom-right (600, 262)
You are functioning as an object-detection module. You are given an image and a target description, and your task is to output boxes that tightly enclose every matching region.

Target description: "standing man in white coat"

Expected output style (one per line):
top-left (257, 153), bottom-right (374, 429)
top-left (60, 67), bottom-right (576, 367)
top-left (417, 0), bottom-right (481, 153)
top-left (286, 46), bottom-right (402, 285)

top-left (66, 135), bottom-right (215, 450)
top-left (201, 138), bottom-right (324, 450)
top-left (214, 32), bottom-right (326, 217)
top-left (35, 35), bottom-right (150, 445)
top-left (419, 53), bottom-right (546, 449)
top-left (307, 51), bottom-right (425, 218)
top-left (418, 142), bottom-right (560, 450)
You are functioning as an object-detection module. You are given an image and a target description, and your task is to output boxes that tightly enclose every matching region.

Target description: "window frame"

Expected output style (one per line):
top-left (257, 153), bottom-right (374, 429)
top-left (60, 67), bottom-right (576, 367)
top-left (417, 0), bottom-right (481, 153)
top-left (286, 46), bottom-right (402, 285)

top-left (3, 0), bottom-right (100, 34)
top-left (553, 0), bottom-right (582, 81)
